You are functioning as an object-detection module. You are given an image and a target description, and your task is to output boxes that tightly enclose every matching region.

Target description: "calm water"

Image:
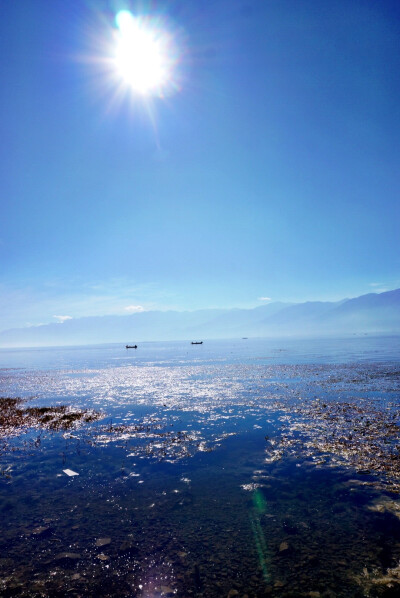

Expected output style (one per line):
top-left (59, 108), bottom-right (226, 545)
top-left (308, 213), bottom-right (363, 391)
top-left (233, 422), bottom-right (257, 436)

top-left (1, 336), bottom-right (400, 597)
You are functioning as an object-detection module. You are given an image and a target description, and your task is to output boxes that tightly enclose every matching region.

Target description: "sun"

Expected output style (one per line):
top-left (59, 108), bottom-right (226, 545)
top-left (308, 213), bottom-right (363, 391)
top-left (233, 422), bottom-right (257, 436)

top-left (113, 10), bottom-right (175, 97)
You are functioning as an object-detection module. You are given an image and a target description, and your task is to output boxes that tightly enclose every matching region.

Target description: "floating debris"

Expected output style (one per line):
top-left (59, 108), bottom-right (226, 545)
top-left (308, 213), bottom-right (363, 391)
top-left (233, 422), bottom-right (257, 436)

top-left (62, 469), bottom-right (79, 477)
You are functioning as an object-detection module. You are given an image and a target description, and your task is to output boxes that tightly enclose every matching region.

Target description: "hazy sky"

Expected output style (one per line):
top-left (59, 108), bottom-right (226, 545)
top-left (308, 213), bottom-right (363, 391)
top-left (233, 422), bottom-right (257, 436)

top-left (1, 0), bottom-right (399, 331)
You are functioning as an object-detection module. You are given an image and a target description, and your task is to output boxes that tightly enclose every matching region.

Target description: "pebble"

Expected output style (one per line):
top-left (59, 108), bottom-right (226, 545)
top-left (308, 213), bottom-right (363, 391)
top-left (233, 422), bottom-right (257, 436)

top-left (279, 541), bottom-right (289, 553)
top-left (96, 553), bottom-right (110, 561)
top-left (31, 526), bottom-right (50, 536)
top-left (95, 537), bottom-right (111, 547)
top-left (160, 586), bottom-right (175, 596)
top-left (54, 552), bottom-right (81, 562)
top-left (118, 540), bottom-right (137, 554)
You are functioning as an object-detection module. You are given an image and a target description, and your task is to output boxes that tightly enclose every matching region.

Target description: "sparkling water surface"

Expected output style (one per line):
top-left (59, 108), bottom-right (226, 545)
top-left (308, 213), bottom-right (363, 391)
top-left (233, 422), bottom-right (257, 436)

top-left (1, 336), bottom-right (400, 597)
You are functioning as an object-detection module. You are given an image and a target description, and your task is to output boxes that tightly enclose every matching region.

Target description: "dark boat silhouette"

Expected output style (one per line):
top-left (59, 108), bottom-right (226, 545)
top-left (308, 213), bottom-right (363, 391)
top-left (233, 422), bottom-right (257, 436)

top-left (191, 341), bottom-right (203, 345)
top-left (126, 345), bottom-right (137, 349)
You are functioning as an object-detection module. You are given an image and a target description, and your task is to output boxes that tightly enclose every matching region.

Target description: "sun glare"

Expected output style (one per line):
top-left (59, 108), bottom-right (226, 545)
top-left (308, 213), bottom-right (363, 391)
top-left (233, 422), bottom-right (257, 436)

top-left (113, 10), bottom-right (175, 96)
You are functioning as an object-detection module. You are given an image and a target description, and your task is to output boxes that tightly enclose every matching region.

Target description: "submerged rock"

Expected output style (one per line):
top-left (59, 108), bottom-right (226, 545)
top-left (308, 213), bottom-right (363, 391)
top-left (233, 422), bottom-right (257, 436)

top-left (118, 540), bottom-right (137, 554)
top-left (31, 526), bottom-right (51, 537)
top-left (96, 553), bottom-right (110, 561)
top-left (279, 541), bottom-right (290, 553)
top-left (95, 537), bottom-right (111, 547)
top-left (54, 552), bottom-right (81, 563)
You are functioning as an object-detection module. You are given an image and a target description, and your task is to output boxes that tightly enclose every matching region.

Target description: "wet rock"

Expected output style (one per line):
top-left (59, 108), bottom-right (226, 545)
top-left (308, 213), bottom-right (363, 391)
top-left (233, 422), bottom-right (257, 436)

top-left (308, 592), bottom-right (321, 598)
top-left (227, 590), bottom-right (239, 597)
top-left (160, 586), bottom-right (175, 596)
top-left (95, 537), bottom-right (111, 547)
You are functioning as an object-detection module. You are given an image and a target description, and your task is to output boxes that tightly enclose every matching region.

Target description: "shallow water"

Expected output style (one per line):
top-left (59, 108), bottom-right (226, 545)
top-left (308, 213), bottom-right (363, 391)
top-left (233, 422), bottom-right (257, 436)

top-left (1, 336), bottom-right (400, 597)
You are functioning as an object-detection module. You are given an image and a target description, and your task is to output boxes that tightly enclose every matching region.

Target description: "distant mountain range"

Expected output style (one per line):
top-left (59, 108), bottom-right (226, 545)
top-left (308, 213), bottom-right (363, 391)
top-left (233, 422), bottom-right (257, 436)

top-left (1, 288), bottom-right (399, 347)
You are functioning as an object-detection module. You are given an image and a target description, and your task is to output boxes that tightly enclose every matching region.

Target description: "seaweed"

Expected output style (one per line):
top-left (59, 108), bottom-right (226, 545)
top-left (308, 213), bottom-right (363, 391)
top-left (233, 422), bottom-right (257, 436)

top-left (0, 397), bottom-right (102, 438)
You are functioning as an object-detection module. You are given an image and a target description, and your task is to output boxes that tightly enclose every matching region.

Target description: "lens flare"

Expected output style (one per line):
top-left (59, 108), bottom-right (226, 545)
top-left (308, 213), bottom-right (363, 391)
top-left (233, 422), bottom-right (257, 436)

top-left (113, 10), bottom-right (177, 97)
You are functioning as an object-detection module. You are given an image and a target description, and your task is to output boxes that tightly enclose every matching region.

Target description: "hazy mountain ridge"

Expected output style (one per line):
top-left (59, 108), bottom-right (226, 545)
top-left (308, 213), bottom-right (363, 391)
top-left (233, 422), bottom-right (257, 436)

top-left (0, 289), bottom-right (399, 347)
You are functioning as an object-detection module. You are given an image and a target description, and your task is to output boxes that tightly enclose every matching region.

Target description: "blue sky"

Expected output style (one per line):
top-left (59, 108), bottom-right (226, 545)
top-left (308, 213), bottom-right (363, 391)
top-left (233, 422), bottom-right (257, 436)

top-left (1, 0), bottom-right (399, 331)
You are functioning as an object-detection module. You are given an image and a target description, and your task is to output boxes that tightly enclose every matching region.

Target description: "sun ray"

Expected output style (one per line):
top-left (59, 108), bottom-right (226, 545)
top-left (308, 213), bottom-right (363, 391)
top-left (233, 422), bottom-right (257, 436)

top-left (112, 10), bottom-right (178, 98)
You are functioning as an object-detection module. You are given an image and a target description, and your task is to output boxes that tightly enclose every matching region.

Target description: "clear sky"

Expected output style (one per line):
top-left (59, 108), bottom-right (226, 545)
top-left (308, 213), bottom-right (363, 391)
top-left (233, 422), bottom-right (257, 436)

top-left (1, 0), bottom-right (399, 331)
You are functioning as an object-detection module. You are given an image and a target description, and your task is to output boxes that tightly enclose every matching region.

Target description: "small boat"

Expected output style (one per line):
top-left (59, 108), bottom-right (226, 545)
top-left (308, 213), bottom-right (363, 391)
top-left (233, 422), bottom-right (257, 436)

top-left (191, 341), bottom-right (203, 345)
top-left (126, 345), bottom-right (137, 349)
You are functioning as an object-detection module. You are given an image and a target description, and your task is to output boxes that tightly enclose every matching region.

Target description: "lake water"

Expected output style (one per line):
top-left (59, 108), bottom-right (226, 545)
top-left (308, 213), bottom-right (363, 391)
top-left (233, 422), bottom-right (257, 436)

top-left (1, 336), bottom-right (400, 597)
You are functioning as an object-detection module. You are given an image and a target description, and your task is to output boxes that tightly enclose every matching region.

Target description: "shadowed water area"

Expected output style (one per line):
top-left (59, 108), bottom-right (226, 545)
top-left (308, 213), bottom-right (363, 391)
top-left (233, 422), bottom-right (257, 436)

top-left (1, 336), bottom-right (400, 597)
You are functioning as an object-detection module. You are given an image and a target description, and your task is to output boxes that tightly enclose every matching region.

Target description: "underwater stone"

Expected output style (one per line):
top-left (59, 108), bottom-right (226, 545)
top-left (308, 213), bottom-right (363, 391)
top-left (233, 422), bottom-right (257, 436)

top-left (54, 552), bottom-right (81, 562)
top-left (95, 537), bottom-right (111, 547)
top-left (96, 553), bottom-right (110, 561)
top-left (118, 540), bottom-right (137, 554)
top-left (279, 541), bottom-right (289, 552)
top-left (31, 526), bottom-right (51, 536)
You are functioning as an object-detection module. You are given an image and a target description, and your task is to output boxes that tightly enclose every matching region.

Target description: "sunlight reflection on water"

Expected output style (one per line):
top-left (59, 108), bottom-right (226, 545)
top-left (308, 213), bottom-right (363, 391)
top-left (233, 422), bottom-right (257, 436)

top-left (0, 337), bottom-right (400, 597)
